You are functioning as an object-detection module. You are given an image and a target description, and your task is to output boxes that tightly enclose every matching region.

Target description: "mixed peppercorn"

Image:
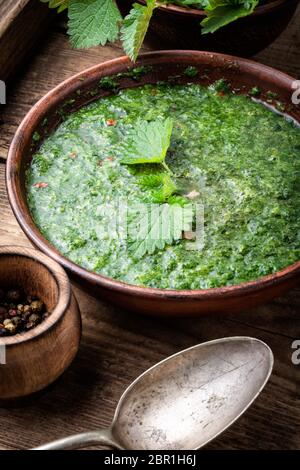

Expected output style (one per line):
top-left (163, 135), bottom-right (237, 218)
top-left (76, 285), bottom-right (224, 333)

top-left (0, 288), bottom-right (50, 337)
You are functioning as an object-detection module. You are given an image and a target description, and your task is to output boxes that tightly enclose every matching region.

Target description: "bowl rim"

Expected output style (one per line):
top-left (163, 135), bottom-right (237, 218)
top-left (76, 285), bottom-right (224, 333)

top-left (0, 246), bottom-right (71, 346)
top-left (138, 0), bottom-right (298, 17)
top-left (6, 50), bottom-right (300, 302)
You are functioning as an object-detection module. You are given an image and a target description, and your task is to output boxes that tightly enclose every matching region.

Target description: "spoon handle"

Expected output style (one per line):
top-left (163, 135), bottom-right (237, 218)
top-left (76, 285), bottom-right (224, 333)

top-left (32, 429), bottom-right (121, 450)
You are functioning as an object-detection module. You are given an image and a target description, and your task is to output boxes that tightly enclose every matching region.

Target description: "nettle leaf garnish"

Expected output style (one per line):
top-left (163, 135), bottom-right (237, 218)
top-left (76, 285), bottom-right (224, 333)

top-left (120, 118), bottom-right (199, 258)
top-left (139, 173), bottom-right (177, 203)
top-left (127, 203), bottom-right (194, 259)
top-left (121, 0), bottom-right (157, 62)
top-left (68, 0), bottom-right (122, 48)
top-left (121, 118), bottom-right (173, 173)
top-left (40, 0), bottom-right (69, 12)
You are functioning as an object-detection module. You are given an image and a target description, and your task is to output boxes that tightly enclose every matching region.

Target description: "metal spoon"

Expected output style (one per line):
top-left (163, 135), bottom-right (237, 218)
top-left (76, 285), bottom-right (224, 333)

top-left (34, 336), bottom-right (273, 450)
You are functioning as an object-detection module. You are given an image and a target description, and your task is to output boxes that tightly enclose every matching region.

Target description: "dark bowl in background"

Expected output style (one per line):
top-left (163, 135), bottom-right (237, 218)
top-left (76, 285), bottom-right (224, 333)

top-left (120, 0), bottom-right (299, 57)
top-left (6, 51), bottom-right (300, 316)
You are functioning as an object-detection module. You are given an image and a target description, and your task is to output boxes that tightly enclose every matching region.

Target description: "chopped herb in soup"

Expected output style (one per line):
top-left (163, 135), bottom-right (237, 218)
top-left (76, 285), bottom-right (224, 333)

top-left (27, 83), bottom-right (300, 289)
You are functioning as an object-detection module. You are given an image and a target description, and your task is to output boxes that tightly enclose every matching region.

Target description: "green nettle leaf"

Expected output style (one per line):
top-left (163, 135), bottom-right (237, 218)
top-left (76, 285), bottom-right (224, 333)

top-left (120, 118), bottom-right (174, 170)
top-left (68, 0), bottom-right (122, 49)
top-left (171, 0), bottom-right (209, 7)
top-left (139, 173), bottom-right (177, 202)
top-left (40, 0), bottom-right (69, 12)
top-left (201, 0), bottom-right (259, 34)
top-left (121, 0), bottom-right (157, 62)
top-left (128, 203), bottom-right (193, 258)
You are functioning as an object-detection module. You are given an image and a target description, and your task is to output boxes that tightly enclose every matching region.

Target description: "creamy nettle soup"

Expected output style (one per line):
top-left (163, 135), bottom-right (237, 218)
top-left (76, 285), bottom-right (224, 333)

top-left (27, 82), bottom-right (300, 290)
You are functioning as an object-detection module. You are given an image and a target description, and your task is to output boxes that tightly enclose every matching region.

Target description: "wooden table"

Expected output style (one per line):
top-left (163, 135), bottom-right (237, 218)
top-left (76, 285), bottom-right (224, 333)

top-left (1, 8), bottom-right (300, 451)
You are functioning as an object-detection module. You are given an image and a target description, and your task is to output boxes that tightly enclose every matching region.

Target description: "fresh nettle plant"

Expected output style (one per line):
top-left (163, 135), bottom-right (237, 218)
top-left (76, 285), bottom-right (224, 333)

top-left (119, 117), bottom-right (195, 257)
top-left (42, 0), bottom-right (260, 61)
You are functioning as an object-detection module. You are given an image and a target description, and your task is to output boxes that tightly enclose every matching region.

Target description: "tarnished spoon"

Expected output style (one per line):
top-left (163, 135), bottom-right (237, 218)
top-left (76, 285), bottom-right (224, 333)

top-left (34, 336), bottom-right (273, 450)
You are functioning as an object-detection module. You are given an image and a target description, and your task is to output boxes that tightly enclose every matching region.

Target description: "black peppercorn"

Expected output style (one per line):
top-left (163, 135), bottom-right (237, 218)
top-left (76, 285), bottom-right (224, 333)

top-left (0, 306), bottom-right (7, 316)
top-left (6, 289), bottom-right (22, 303)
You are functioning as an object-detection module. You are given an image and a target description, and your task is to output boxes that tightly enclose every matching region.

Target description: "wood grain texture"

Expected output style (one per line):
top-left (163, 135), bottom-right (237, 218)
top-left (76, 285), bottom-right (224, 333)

top-left (256, 3), bottom-right (300, 77)
top-left (0, 0), bottom-right (53, 81)
top-left (0, 9), bottom-right (300, 449)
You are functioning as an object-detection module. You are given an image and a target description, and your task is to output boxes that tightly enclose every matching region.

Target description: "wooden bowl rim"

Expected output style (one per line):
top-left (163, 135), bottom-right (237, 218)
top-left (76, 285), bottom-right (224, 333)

top-left (6, 50), bottom-right (300, 302)
top-left (138, 0), bottom-right (298, 17)
top-left (0, 246), bottom-right (71, 345)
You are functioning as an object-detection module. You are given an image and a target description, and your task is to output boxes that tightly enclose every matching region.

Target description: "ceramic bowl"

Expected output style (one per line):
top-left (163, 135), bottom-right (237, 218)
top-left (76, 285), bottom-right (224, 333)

top-left (6, 51), bottom-right (300, 316)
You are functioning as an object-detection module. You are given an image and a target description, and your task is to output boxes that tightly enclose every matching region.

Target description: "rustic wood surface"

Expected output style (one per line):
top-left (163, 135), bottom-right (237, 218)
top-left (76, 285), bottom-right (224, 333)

top-left (0, 5), bottom-right (300, 450)
top-left (0, 0), bottom-right (53, 81)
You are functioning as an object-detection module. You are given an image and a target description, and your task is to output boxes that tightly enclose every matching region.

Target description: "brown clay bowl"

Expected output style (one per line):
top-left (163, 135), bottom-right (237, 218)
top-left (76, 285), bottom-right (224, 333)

top-left (120, 0), bottom-right (299, 57)
top-left (0, 246), bottom-right (81, 401)
top-left (6, 51), bottom-right (300, 317)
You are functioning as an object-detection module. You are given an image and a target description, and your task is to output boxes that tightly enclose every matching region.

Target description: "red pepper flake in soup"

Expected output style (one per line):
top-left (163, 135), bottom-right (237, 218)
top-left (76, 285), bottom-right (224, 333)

top-left (33, 182), bottom-right (48, 188)
top-left (106, 119), bottom-right (117, 126)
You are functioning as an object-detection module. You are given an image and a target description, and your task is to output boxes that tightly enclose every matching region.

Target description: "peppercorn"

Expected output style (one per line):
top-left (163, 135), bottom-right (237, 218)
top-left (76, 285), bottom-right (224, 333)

top-left (8, 309), bottom-right (17, 317)
top-left (30, 300), bottom-right (44, 314)
top-left (4, 322), bottom-right (16, 334)
top-left (29, 313), bottom-right (40, 325)
top-left (0, 306), bottom-right (7, 316)
top-left (0, 288), bottom-right (51, 336)
top-left (11, 317), bottom-right (22, 327)
top-left (23, 305), bottom-right (32, 315)
top-left (6, 289), bottom-right (22, 303)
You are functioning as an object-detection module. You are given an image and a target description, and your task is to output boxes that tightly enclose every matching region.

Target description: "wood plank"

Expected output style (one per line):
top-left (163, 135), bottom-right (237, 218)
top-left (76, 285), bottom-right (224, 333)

top-left (1, 7), bottom-right (300, 450)
top-left (0, 0), bottom-right (53, 82)
top-left (0, 162), bottom-right (300, 449)
top-left (0, 164), bottom-right (30, 247)
top-left (255, 3), bottom-right (300, 78)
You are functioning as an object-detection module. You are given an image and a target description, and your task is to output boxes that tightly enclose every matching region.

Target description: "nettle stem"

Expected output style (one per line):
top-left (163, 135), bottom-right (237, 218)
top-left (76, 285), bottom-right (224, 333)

top-left (162, 161), bottom-right (173, 175)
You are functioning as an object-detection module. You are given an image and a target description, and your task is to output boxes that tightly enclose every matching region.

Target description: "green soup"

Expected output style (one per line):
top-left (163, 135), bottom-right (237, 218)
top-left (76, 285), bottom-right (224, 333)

top-left (27, 82), bottom-right (300, 289)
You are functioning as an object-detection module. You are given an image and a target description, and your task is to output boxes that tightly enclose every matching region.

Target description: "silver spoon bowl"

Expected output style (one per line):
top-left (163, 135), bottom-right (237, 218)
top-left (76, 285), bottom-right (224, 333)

top-left (34, 336), bottom-right (273, 450)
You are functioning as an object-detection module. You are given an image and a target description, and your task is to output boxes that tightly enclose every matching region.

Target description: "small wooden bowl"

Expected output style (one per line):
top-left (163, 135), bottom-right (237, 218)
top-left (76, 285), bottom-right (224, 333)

top-left (0, 246), bottom-right (81, 401)
top-left (6, 51), bottom-right (300, 316)
top-left (120, 0), bottom-right (299, 57)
